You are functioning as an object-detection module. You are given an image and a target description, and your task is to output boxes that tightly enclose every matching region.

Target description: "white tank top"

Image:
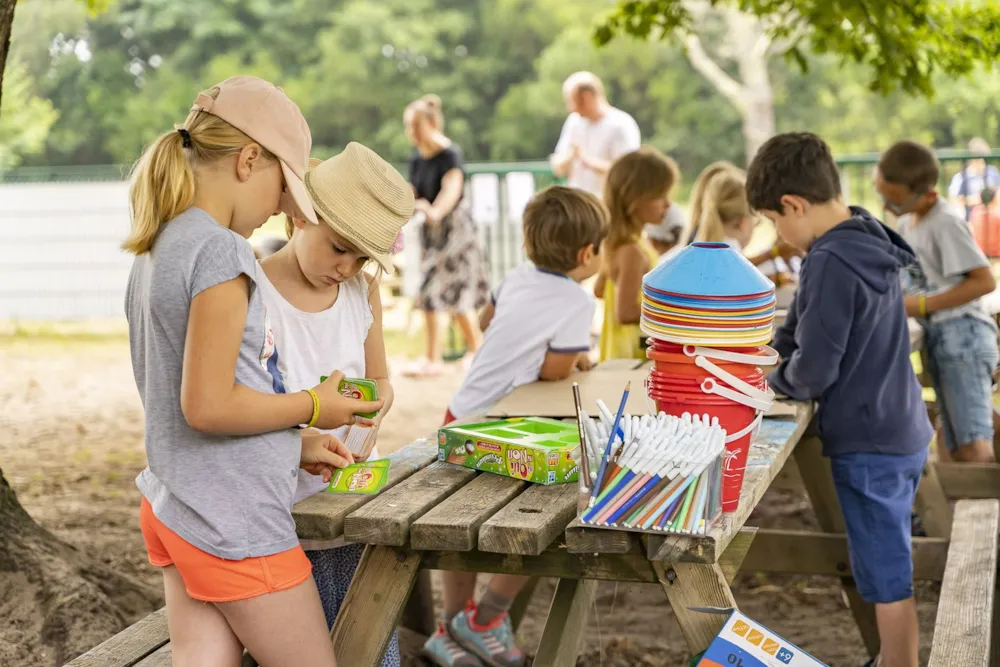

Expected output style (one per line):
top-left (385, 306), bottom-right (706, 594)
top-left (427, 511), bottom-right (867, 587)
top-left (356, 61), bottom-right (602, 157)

top-left (256, 267), bottom-right (377, 505)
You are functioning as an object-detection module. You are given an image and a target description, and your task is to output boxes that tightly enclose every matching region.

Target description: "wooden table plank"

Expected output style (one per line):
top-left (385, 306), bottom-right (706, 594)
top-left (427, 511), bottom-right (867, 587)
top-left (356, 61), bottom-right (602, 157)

top-left (133, 645), bottom-right (171, 667)
top-left (344, 461), bottom-right (478, 546)
top-left (645, 404), bottom-right (813, 563)
top-left (935, 462), bottom-right (1000, 500)
top-left (293, 440), bottom-right (438, 541)
top-left (411, 474), bottom-right (528, 551)
top-left (478, 483), bottom-right (577, 556)
top-left (65, 608), bottom-right (168, 667)
top-left (928, 499), bottom-right (1000, 667)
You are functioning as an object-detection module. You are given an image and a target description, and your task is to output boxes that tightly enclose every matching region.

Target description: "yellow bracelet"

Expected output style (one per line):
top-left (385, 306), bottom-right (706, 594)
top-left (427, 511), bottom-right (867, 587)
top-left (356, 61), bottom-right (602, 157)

top-left (305, 389), bottom-right (320, 428)
top-left (918, 295), bottom-right (928, 318)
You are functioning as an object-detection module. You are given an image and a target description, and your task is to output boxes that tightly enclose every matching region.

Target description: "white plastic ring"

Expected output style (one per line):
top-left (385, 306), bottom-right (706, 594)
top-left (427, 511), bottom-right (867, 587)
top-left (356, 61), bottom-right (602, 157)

top-left (725, 411), bottom-right (763, 443)
top-left (700, 378), bottom-right (774, 412)
top-left (683, 343), bottom-right (779, 367)
top-left (693, 355), bottom-right (775, 403)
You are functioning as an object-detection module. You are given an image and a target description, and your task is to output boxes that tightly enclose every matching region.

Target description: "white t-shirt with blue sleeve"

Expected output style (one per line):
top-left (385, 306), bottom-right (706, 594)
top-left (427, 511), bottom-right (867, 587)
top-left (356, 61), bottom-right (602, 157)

top-left (448, 262), bottom-right (595, 418)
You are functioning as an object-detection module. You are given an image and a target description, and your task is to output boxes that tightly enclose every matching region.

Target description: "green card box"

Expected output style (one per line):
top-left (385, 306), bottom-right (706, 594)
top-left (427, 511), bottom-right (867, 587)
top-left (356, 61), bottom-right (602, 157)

top-left (438, 417), bottom-right (580, 485)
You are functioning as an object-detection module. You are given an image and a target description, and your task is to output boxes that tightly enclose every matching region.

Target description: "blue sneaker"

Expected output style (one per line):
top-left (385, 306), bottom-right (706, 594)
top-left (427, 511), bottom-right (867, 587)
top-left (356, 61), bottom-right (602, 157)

top-left (423, 623), bottom-right (483, 667)
top-left (449, 601), bottom-right (525, 667)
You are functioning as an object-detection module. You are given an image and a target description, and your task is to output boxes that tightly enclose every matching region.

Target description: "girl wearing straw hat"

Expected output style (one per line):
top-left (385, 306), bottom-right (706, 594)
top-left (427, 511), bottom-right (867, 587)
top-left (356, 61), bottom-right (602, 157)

top-left (258, 142), bottom-right (414, 667)
top-left (402, 94), bottom-right (491, 377)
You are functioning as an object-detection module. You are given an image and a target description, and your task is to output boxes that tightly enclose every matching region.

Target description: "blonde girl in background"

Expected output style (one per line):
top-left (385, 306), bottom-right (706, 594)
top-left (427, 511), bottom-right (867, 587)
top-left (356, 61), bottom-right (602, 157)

top-left (403, 94), bottom-right (490, 377)
top-left (596, 147), bottom-right (679, 360)
top-left (124, 76), bottom-right (381, 667)
top-left (257, 143), bottom-right (414, 667)
top-left (690, 162), bottom-right (803, 283)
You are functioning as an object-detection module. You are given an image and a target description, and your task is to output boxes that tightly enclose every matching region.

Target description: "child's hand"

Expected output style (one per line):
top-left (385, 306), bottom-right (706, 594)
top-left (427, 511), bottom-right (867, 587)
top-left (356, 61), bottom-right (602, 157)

top-left (311, 371), bottom-right (384, 430)
top-left (300, 429), bottom-right (355, 483)
top-left (576, 354), bottom-right (594, 371)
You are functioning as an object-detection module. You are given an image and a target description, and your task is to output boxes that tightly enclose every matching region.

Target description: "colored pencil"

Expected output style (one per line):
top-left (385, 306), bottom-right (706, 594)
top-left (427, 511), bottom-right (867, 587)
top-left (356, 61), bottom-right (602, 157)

top-left (590, 382), bottom-right (630, 505)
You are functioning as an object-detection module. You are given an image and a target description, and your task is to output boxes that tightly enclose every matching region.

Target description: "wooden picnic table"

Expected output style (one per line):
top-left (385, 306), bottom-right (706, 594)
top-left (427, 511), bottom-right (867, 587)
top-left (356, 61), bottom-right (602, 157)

top-left (291, 390), bottom-right (937, 666)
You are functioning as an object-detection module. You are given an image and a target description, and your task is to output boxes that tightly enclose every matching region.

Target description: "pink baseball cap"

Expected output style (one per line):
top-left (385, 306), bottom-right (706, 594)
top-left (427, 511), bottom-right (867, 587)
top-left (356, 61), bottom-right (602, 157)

top-left (190, 75), bottom-right (318, 224)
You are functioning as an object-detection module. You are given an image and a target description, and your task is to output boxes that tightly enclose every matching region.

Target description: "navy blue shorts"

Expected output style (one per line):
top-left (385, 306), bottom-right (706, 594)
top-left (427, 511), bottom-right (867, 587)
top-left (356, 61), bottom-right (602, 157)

top-left (830, 449), bottom-right (927, 604)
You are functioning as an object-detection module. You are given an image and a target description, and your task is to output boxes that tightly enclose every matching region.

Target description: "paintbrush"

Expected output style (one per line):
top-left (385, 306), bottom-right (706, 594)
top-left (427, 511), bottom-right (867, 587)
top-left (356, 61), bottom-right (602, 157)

top-left (590, 381), bottom-right (630, 506)
top-left (572, 383), bottom-right (592, 510)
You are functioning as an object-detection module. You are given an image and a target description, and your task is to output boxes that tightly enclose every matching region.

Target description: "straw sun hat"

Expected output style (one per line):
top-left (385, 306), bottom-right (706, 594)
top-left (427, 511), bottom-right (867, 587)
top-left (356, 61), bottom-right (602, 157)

top-left (303, 142), bottom-right (415, 273)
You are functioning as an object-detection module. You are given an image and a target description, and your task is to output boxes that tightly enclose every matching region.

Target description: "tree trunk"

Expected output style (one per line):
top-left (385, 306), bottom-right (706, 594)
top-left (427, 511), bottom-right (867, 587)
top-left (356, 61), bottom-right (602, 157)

top-left (0, 0), bottom-right (15, 108)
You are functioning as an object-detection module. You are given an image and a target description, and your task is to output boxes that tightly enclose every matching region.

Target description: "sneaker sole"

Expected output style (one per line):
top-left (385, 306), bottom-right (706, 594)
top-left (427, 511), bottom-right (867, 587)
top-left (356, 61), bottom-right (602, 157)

top-left (422, 645), bottom-right (485, 667)
top-left (451, 636), bottom-right (522, 667)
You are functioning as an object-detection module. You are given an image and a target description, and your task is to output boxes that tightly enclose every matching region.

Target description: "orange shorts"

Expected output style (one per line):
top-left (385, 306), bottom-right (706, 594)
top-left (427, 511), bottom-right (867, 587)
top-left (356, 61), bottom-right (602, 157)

top-left (139, 497), bottom-right (312, 603)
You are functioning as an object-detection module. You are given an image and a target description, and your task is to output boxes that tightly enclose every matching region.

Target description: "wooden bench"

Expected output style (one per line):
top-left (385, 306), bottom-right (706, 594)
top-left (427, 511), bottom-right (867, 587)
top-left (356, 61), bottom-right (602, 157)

top-left (927, 499), bottom-right (1000, 667)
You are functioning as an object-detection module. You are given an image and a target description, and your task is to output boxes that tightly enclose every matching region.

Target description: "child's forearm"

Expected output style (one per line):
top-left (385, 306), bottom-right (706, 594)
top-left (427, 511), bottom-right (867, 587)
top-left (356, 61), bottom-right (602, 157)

top-left (907, 268), bottom-right (996, 316)
top-left (373, 378), bottom-right (395, 418)
top-left (182, 384), bottom-right (313, 435)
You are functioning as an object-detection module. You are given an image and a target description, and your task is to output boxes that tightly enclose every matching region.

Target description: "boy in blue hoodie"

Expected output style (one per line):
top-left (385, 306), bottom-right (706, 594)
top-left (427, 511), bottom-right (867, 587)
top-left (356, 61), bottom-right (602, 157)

top-left (747, 133), bottom-right (932, 667)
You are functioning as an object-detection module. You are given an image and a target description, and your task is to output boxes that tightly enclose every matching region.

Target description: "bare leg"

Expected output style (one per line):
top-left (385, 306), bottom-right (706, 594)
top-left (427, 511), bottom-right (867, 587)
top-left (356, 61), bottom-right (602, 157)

top-left (425, 310), bottom-right (442, 364)
top-left (486, 574), bottom-right (530, 599)
top-left (453, 311), bottom-right (482, 355)
top-left (874, 598), bottom-right (919, 667)
top-left (217, 578), bottom-right (337, 667)
top-left (952, 438), bottom-right (996, 463)
top-left (162, 566), bottom-right (243, 667)
top-left (473, 574), bottom-right (532, 625)
top-left (442, 571), bottom-right (477, 621)
top-left (935, 423), bottom-right (952, 462)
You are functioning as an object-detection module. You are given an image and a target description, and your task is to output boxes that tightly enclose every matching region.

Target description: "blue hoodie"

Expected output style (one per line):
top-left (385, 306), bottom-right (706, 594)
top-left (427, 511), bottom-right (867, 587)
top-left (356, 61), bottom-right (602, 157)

top-left (768, 207), bottom-right (932, 457)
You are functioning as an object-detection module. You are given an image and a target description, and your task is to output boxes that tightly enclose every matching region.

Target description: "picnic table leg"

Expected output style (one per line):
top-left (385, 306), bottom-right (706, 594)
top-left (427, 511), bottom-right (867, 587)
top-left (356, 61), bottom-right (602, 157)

top-left (400, 570), bottom-right (436, 636)
top-left (793, 433), bottom-right (880, 658)
top-left (914, 460), bottom-right (953, 538)
top-left (533, 578), bottom-right (598, 667)
top-left (655, 561), bottom-right (738, 653)
top-left (508, 576), bottom-right (540, 632)
top-left (330, 545), bottom-right (422, 667)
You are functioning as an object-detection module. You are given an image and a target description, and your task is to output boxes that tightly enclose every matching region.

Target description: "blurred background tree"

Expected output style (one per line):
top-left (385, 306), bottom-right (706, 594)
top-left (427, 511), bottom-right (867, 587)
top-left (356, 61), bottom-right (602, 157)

top-left (1, 0), bottom-right (997, 175)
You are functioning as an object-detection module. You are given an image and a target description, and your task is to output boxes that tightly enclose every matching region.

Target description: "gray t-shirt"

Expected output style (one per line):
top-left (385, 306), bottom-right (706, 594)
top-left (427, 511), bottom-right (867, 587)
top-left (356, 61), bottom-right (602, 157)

top-left (898, 199), bottom-right (992, 326)
top-left (126, 208), bottom-right (301, 560)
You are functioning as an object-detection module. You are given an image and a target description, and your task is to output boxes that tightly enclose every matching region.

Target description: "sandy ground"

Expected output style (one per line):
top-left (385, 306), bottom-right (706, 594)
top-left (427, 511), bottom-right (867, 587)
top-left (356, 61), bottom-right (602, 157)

top-left (0, 334), bottom-right (940, 667)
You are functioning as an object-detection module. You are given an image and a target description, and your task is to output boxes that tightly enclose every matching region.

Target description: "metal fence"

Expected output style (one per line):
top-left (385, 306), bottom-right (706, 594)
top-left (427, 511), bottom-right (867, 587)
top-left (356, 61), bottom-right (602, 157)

top-left (1, 151), bottom-right (998, 320)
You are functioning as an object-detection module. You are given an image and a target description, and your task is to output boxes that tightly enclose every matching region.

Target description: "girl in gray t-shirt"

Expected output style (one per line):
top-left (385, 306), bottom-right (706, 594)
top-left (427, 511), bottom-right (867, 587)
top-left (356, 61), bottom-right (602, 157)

top-left (124, 76), bottom-right (380, 666)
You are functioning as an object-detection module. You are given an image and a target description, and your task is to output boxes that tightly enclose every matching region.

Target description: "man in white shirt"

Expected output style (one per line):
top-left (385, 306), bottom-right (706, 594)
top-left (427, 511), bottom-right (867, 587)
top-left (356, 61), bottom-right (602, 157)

top-left (550, 71), bottom-right (641, 199)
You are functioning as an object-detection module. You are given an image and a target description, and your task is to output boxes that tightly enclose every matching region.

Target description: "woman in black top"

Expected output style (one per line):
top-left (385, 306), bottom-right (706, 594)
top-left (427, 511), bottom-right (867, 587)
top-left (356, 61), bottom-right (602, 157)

top-left (402, 94), bottom-right (489, 377)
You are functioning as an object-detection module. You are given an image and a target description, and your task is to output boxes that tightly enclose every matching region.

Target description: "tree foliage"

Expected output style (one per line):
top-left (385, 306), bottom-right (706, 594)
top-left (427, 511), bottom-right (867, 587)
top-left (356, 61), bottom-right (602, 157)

top-left (3, 0), bottom-right (999, 175)
top-left (594, 0), bottom-right (1000, 97)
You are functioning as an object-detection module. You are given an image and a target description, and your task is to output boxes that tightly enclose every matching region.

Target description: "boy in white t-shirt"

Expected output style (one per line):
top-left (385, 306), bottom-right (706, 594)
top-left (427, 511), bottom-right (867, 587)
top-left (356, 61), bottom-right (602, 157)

top-left (425, 186), bottom-right (607, 667)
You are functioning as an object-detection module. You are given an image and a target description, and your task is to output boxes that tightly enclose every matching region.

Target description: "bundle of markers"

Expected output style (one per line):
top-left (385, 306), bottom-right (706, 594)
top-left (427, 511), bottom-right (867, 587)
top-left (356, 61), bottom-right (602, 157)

top-left (574, 384), bottom-right (726, 534)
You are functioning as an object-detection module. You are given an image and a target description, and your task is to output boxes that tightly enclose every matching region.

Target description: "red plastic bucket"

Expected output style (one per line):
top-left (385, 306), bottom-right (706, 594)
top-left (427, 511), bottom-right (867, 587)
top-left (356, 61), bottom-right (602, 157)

top-left (650, 385), bottom-right (757, 513)
top-left (647, 343), bottom-right (767, 377)
top-left (649, 368), bottom-right (764, 390)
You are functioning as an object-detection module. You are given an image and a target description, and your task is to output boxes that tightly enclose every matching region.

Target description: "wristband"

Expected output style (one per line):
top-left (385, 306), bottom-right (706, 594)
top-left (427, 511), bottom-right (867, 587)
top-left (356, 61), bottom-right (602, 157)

top-left (305, 389), bottom-right (320, 428)
top-left (771, 245), bottom-right (780, 259)
top-left (918, 295), bottom-right (928, 317)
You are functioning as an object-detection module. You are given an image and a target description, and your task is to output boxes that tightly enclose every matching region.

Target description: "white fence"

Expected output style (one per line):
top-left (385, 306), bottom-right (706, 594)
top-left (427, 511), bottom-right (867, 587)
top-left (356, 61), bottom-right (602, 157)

top-left (0, 172), bottom-right (538, 321)
top-left (0, 181), bottom-right (132, 320)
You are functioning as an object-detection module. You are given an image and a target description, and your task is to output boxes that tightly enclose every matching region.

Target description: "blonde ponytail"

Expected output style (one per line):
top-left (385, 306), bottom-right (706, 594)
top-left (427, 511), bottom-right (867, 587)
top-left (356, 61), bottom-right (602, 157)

top-left (688, 161), bottom-right (738, 243)
top-left (123, 85), bottom-right (276, 255)
top-left (695, 169), bottom-right (751, 243)
top-left (123, 130), bottom-right (196, 254)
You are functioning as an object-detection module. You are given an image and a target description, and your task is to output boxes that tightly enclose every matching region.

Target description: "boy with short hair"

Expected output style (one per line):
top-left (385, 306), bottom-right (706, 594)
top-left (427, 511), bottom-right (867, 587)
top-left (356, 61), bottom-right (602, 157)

top-left (424, 185), bottom-right (607, 667)
top-left (876, 140), bottom-right (998, 464)
top-left (747, 132), bottom-right (932, 667)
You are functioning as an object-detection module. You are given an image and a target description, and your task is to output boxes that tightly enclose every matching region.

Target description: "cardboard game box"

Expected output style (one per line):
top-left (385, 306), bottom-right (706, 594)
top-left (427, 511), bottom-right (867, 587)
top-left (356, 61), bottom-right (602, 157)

top-left (695, 609), bottom-right (827, 667)
top-left (438, 417), bottom-right (580, 485)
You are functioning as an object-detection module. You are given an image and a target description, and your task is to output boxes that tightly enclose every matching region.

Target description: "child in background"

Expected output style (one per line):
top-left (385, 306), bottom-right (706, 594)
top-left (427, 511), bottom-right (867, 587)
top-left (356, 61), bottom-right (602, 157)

top-left (876, 140), bottom-right (998, 464)
top-left (691, 162), bottom-right (801, 283)
top-left (749, 132), bottom-right (932, 667)
top-left (257, 142), bottom-right (413, 666)
top-left (597, 146), bottom-right (678, 361)
top-left (124, 76), bottom-right (382, 667)
top-left (646, 204), bottom-right (687, 262)
top-left (425, 186), bottom-right (607, 667)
